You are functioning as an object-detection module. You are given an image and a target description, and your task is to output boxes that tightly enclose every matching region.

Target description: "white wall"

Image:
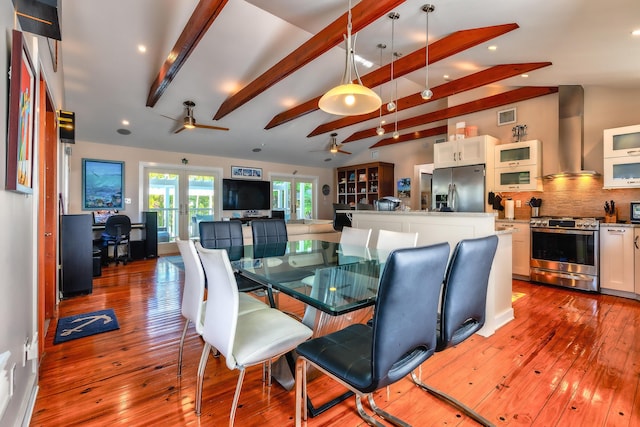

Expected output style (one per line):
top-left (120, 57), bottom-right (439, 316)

top-left (66, 140), bottom-right (336, 221)
top-left (0, 4), bottom-right (62, 423)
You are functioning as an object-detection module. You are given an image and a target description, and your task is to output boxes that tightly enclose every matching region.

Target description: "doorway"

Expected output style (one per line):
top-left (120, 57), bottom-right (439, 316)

top-left (271, 175), bottom-right (316, 221)
top-left (144, 166), bottom-right (222, 242)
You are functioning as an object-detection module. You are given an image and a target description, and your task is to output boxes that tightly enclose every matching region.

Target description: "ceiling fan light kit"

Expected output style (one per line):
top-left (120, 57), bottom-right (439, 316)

top-left (421, 4), bottom-right (435, 100)
top-left (318, 0), bottom-right (381, 116)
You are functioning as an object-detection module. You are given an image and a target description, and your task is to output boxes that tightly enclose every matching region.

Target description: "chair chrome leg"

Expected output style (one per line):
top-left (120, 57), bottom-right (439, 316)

top-left (195, 343), bottom-right (212, 415)
top-left (295, 357), bottom-right (305, 427)
top-left (177, 319), bottom-right (190, 377)
top-left (230, 368), bottom-right (246, 427)
top-left (367, 394), bottom-right (411, 427)
top-left (410, 371), bottom-right (495, 427)
top-left (355, 394), bottom-right (386, 427)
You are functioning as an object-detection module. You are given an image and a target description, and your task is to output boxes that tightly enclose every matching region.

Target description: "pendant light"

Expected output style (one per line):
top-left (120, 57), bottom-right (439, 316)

top-left (375, 43), bottom-right (386, 136)
top-left (318, 0), bottom-right (382, 116)
top-left (386, 12), bottom-right (399, 112)
top-left (421, 4), bottom-right (435, 100)
top-left (392, 51), bottom-right (401, 139)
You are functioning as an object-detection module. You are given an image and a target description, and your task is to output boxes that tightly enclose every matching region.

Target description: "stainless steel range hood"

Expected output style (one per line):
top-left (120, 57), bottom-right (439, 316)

top-left (544, 85), bottom-right (600, 179)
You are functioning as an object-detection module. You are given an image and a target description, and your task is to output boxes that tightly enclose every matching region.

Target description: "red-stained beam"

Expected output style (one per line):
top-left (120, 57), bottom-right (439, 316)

top-left (309, 62), bottom-right (551, 137)
top-left (370, 125), bottom-right (448, 148)
top-left (146, 0), bottom-right (229, 108)
top-left (343, 86), bottom-right (559, 143)
top-left (213, 0), bottom-right (407, 120)
top-left (266, 23), bottom-right (520, 129)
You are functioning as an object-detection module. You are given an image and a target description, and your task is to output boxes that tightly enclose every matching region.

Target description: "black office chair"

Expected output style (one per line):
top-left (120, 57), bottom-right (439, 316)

top-left (271, 210), bottom-right (285, 219)
top-left (198, 220), bottom-right (266, 295)
top-left (101, 214), bottom-right (132, 265)
top-left (410, 235), bottom-right (499, 427)
top-left (332, 203), bottom-right (351, 231)
top-left (295, 243), bottom-right (451, 426)
top-left (251, 218), bottom-right (288, 244)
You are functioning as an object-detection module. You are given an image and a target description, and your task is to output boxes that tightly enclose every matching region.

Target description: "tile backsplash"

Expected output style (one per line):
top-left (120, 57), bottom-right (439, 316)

top-left (496, 176), bottom-right (640, 221)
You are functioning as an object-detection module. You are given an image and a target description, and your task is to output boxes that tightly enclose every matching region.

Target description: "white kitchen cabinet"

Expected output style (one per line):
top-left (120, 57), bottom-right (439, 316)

top-left (600, 225), bottom-right (635, 293)
top-left (497, 221), bottom-right (530, 278)
top-left (635, 228), bottom-right (640, 295)
top-left (602, 125), bottom-right (640, 189)
top-left (603, 124), bottom-right (640, 159)
top-left (434, 135), bottom-right (498, 169)
top-left (494, 140), bottom-right (542, 191)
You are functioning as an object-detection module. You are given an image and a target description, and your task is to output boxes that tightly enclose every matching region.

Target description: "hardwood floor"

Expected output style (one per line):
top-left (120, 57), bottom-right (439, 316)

top-left (31, 256), bottom-right (640, 426)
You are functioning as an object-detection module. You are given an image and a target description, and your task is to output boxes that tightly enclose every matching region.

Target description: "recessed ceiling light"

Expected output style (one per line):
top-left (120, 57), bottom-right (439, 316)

top-left (117, 129), bottom-right (131, 135)
top-left (354, 54), bottom-right (374, 68)
top-left (137, 44), bottom-right (147, 53)
top-left (632, 29), bottom-right (640, 36)
top-left (122, 119), bottom-right (130, 126)
top-left (487, 45), bottom-right (497, 51)
top-left (252, 148), bottom-right (262, 153)
top-left (324, 158), bottom-right (332, 162)
top-left (521, 74), bottom-right (529, 78)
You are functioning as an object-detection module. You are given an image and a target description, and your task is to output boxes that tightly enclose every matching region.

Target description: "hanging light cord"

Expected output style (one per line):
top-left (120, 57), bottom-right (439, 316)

top-left (387, 13), bottom-right (399, 112)
top-left (421, 4), bottom-right (435, 100)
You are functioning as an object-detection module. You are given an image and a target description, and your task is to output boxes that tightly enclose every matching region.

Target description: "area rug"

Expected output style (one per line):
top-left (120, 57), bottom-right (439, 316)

top-left (54, 308), bottom-right (120, 344)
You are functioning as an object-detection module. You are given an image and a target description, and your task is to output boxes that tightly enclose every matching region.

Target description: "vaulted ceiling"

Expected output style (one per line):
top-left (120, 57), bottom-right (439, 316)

top-left (58, 0), bottom-right (640, 168)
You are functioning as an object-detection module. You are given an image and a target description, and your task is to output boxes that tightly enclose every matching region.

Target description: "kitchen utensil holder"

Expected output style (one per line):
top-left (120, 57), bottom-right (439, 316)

top-left (605, 209), bottom-right (617, 223)
top-left (531, 207), bottom-right (539, 217)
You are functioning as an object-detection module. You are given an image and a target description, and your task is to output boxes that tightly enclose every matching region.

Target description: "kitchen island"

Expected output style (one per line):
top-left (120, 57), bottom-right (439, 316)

top-left (343, 210), bottom-right (513, 336)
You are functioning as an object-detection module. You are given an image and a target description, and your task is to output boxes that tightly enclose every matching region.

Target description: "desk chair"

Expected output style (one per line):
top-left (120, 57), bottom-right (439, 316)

top-left (332, 203), bottom-right (352, 231)
top-left (194, 248), bottom-right (312, 426)
top-left (410, 235), bottom-right (498, 426)
top-left (295, 243), bottom-right (450, 426)
top-left (251, 218), bottom-right (288, 244)
top-left (101, 214), bottom-right (131, 265)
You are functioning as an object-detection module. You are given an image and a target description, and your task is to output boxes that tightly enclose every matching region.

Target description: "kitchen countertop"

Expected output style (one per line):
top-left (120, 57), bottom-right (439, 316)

top-left (339, 210), bottom-right (497, 218)
top-left (600, 222), bottom-right (640, 228)
top-left (495, 219), bottom-right (531, 224)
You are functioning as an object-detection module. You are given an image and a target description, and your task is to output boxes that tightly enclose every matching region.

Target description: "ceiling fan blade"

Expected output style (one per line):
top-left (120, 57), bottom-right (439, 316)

top-left (160, 114), bottom-right (179, 122)
top-left (337, 148), bottom-right (352, 155)
top-left (174, 126), bottom-right (186, 134)
top-left (194, 123), bottom-right (230, 131)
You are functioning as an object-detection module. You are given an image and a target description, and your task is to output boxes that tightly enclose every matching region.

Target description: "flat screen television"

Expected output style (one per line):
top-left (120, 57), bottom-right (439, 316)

top-left (222, 179), bottom-right (271, 210)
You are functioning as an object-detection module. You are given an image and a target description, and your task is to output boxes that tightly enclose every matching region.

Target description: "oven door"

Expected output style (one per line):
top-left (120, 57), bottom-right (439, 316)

top-left (530, 227), bottom-right (598, 276)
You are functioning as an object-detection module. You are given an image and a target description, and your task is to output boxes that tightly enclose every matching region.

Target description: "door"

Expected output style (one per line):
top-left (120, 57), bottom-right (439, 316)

top-left (452, 165), bottom-right (485, 212)
top-left (145, 167), bottom-right (221, 242)
top-left (272, 175), bottom-right (316, 220)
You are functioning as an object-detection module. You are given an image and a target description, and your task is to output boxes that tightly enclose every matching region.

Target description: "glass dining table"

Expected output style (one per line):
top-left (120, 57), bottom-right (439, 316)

top-left (229, 239), bottom-right (386, 416)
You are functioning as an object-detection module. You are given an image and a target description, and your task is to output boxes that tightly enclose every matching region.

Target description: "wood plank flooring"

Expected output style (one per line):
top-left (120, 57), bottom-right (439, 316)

top-left (30, 256), bottom-right (640, 426)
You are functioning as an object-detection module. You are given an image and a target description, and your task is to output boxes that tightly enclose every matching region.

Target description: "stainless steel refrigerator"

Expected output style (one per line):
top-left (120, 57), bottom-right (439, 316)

top-left (432, 164), bottom-right (485, 212)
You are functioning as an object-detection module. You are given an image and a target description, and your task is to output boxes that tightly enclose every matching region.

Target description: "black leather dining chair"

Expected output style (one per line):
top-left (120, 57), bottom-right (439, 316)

top-left (332, 203), bottom-right (351, 231)
top-left (251, 218), bottom-right (288, 244)
top-left (410, 235), bottom-right (499, 427)
top-left (294, 242), bottom-right (451, 426)
top-left (101, 214), bottom-right (131, 265)
top-left (198, 220), bottom-right (265, 294)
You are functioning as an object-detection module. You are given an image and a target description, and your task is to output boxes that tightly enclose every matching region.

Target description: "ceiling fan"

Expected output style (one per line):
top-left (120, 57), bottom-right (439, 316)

top-left (312, 133), bottom-right (351, 155)
top-left (163, 101), bottom-right (229, 134)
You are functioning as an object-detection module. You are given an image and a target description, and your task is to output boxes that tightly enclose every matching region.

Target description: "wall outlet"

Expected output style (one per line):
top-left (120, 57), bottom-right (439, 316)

top-left (516, 199), bottom-right (522, 208)
top-left (124, 198), bottom-right (131, 204)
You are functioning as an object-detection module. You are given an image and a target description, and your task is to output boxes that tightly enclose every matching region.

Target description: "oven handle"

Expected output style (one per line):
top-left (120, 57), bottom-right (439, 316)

top-left (536, 269), bottom-right (597, 282)
top-left (531, 228), bottom-right (595, 236)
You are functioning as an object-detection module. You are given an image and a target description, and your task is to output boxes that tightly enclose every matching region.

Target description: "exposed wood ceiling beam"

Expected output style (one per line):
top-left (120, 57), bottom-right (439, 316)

top-left (213, 0), bottom-right (407, 121)
top-left (308, 61), bottom-right (551, 137)
top-left (265, 23), bottom-right (519, 130)
top-left (146, 0), bottom-right (229, 108)
top-left (343, 86), bottom-right (559, 143)
top-left (370, 125), bottom-right (449, 148)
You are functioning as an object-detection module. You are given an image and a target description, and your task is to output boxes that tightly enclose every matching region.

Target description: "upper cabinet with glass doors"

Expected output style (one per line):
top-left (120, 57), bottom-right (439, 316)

top-left (494, 140), bottom-right (542, 192)
top-left (603, 124), bottom-right (640, 188)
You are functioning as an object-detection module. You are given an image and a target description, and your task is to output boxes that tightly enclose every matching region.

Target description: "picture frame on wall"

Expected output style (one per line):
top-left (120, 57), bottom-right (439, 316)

top-left (82, 159), bottom-right (125, 210)
top-left (231, 166), bottom-right (262, 180)
top-left (6, 30), bottom-right (36, 194)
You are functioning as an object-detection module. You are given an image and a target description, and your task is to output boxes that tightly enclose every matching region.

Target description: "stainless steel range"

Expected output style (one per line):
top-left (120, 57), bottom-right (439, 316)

top-left (530, 217), bottom-right (600, 292)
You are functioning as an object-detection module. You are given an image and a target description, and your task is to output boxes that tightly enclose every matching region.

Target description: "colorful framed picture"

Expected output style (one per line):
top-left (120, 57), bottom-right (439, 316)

top-left (397, 178), bottom-right (411, 198)
top-left (82, 159), bottom-right (125, 210)
top-left (231, 166), bottom-right (262, 179)
top-left (6, 30), bottom-right (36, 194)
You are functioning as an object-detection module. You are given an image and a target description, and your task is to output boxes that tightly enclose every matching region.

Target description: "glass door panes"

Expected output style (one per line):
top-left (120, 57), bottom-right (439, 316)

top-left (145, 167), bottom-right (220, 242)
top-left (272, 175), bottom-right (316, 220)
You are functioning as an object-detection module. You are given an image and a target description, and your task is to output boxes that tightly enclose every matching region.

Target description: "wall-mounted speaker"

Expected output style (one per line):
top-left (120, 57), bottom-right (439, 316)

top-left (58, 110), bottom-right (75, 144)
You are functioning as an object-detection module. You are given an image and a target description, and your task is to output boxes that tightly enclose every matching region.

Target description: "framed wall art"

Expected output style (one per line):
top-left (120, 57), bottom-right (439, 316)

top-left (82, 159), bottom-right (125, 210)
top-left (6, 30), bottom-right (36, 194)
top-left (231, 166), bottom-right (262, 179)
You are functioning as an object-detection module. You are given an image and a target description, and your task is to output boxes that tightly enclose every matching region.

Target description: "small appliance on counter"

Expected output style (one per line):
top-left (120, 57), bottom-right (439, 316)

top-left (630, 201), bottom-right (640, 224)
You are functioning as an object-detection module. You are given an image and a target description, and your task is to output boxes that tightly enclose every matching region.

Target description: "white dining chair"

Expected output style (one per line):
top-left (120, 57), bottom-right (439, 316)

top-left (375, 229), bottom-right (419, 262)
top-left (194, 248), bottom-right (312, 426)
top-left (339, 226), bottom-right (372, 247)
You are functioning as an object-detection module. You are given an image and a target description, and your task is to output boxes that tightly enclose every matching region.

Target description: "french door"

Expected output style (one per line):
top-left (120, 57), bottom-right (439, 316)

top-left (272, 175), bottom-right (316, 221)
top-left (144, 166), bottom-right (222, 242)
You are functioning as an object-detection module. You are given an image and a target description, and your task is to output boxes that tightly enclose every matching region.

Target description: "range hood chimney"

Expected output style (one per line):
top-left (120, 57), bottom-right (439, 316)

top-left (544, 85), bottom-right (600, 179)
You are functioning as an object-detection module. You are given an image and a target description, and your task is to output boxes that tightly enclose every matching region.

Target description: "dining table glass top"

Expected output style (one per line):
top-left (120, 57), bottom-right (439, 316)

top-left (229, 240), bottom-right (385, 316)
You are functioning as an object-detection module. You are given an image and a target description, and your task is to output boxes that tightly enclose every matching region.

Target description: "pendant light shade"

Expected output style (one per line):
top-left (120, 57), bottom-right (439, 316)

top-left (319, 0), bottom-right (381, 116)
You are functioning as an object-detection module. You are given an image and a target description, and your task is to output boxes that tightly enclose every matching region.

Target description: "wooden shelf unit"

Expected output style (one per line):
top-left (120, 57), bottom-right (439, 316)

top-left (336, 162), bottom-right (394, 206)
